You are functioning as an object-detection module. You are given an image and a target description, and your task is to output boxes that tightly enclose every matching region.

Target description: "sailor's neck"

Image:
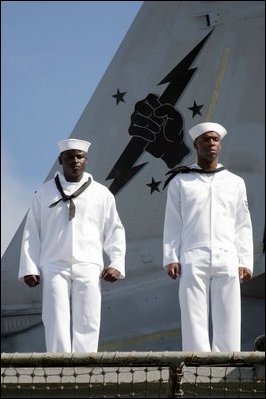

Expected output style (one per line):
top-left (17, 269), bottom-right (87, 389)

top-left (196, 160), bottom-right (219, 171)
top-left (63, 172), bottom-right (84, 183)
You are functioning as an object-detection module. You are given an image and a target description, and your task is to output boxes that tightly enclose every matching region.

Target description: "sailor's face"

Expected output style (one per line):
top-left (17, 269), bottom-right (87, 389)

top-left (194, 131), bottom-right (221, 161)
top-left (59, 150), bottom-right (88, 181)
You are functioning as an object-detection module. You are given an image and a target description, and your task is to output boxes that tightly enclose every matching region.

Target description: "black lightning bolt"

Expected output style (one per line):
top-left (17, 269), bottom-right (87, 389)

top-left (106, 30), bottom-right (214, 195)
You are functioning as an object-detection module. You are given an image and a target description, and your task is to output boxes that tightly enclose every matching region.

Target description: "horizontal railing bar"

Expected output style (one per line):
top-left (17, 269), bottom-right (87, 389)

top-left (1, 351), bottom-right (264, 368)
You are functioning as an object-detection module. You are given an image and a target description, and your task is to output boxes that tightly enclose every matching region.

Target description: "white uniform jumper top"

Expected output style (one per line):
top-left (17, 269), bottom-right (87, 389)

top-left (19, 171), bottom-right (126, 352)
top-left (163, 164), bottom-right (253, 351)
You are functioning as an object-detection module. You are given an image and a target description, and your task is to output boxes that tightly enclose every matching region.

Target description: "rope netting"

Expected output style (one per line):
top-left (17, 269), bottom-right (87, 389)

top-left (1, 351), bottom-right (265, 398)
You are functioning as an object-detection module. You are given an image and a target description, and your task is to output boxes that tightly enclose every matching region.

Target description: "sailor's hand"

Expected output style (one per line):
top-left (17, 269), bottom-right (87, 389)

top-left (239, 267), bottom-right (252, 282)
top-left (101, 267), bottom-right (121, 282)
top-left (24, 274), bottom-right (41, 287)
top-left (167, 263), bottom-right (181, 279)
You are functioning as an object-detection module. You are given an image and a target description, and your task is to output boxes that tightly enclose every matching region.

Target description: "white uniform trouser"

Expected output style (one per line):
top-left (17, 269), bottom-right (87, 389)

top-left (179, 248), bottom-right (241, 352)
top-left (41, 263), bottom-right (101, 353)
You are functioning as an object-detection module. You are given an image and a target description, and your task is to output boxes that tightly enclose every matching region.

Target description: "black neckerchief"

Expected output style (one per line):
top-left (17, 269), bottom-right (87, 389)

top-left (163, 166), bottom-right (225, 189)
top-left (49, 174), bottom-right (91, 220)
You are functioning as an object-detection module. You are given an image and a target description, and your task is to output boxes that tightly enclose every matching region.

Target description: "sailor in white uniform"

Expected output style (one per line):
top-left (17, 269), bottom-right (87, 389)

top-left (19, 138), bottom-right (126, 353)
top-left (163, 122), bottom-right (253, 352)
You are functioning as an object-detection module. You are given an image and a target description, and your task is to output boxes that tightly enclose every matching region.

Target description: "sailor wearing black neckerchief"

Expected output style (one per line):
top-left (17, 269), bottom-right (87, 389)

top-left (19, 138), bottom-right (126, 353)
top-left (163, 122), bottom-right (253, 352)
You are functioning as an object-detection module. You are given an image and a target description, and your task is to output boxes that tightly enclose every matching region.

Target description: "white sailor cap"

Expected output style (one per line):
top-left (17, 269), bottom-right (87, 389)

top-left (188, 122), bottom-right (227, 142)
top-left (57, 138), bottom-right (91, 153)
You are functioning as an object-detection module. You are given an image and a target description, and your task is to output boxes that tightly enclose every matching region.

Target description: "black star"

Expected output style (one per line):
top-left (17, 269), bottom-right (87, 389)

top-left (112, 89), bottom-right (126, 105)
top-left (146, 178), bottom-right (161, 194)
top-left (188, 101), bottom-right (204, 117)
